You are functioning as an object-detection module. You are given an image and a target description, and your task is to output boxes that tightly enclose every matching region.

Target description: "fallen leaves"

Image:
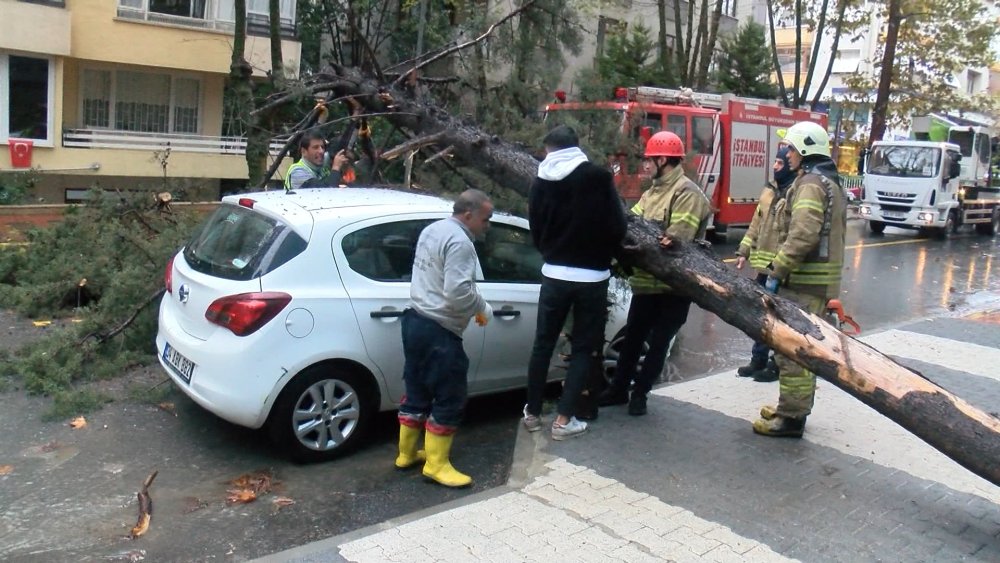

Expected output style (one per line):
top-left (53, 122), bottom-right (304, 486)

top-left (0, 465), bottom-right (13, 475)
top-left (271, 496), bottom-right (295, 509)
top-left (69, 416), bottom-right (87, 429)
top-left (226, 470), bottom-right (274, 505)
top-left (156, 402), bottom-right (177, 416)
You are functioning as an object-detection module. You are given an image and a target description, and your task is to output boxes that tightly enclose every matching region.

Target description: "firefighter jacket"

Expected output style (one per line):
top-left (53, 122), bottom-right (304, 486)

top-left (736, 182), bottom-right (783, 273)
top-left (767, 158), bottom-right (847, 299)
top-left (627, 166), bottom-right (712, 294)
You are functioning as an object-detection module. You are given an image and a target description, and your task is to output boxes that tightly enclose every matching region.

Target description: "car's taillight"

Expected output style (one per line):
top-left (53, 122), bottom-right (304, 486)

top-left (205, 292), bottom-right (292, 336)
top-left (165, 255), bottom-right (175, 294)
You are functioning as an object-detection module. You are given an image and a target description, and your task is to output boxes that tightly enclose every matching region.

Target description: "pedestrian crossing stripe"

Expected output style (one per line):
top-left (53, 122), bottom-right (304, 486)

top-left (859, 330), bottom-right (1000, 383)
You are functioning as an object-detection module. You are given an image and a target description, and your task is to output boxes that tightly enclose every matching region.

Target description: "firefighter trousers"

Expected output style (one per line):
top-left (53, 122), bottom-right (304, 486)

top-left (774, 288), bottom-right (827, 419)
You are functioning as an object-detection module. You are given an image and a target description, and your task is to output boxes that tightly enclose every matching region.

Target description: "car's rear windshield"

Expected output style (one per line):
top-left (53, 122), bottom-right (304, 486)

top-left (183, 204), bottom-right (307, 281)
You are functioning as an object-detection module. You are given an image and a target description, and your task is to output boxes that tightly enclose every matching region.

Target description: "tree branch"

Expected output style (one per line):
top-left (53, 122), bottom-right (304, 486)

top-left (391, 0), bottom-right (538, 89)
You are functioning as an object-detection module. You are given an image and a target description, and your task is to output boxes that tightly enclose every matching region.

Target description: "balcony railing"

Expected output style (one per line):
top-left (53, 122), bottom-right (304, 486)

top-left (116, 6), bottom-right (295, 36)
top-left (63, 129), bottom-right (287, 155)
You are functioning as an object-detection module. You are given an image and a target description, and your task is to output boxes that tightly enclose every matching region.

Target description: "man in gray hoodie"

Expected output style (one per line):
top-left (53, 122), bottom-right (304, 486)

top-left (396, 189), bottom-right (494, 488)
top-left (523, 125), bottom-right (627, 440)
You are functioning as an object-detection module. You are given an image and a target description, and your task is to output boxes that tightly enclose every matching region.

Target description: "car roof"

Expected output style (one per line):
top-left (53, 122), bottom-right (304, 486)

top-left (221, 187), bottom-right (458, 236)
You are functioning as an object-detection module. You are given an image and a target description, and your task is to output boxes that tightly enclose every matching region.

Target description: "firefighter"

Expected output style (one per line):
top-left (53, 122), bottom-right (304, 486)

top-left (734, 144), bottom-right (796, 382)
top-left (753, 121), bottom-right (847, 438)
top-left (598, 131), bottom-right (712, 416)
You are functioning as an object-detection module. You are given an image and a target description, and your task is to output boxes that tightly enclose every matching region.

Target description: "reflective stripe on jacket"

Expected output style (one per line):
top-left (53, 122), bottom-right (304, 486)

top-left (770, 170), bottom-right (847, 299)
top-left (736, 183), bottom-right (780, 272)
top-left (628, 171), bottom-right (712, 294)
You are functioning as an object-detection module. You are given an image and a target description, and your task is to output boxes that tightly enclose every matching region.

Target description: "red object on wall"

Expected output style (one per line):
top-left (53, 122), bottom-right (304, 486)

top-left (8, 139), bottom-right (33, 168)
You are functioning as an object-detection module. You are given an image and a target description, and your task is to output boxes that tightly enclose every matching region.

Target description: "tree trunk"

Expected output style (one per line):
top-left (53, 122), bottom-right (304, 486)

top-left (765, 0), bottom-right (790, 107)
top-left (657, 0), bottom-right (669, 74)
top-left (869, 0), bottom-right (902, 147)
top-left (310, 66), bottom-right (1000, 487)
top-left (809, 0), bottom-right (849, 111)
top-left (695, 0), bottom-right (724, 89)
top-left (268, 0), bottom-right (285, 88)
top-left (672, 0), bottom-right (686, 77)
top-left (228, 0), bottom-right (263, 186)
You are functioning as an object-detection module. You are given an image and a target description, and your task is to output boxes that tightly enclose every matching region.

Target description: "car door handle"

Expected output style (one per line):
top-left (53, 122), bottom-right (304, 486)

top-left (494, 310), bottom-right (520, 318)
top-left (370, 310), bottom-right (404, 319)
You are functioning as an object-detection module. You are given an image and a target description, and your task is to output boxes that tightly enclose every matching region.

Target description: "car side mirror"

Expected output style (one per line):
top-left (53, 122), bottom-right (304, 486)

top-left (949, 158), bottom-right (961, 179)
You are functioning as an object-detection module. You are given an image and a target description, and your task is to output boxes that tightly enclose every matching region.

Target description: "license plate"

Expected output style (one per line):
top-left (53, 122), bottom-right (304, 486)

top-left (163, 342), bottom-right (195, 383)
top-left (882, 211), bottom-right (905, 219)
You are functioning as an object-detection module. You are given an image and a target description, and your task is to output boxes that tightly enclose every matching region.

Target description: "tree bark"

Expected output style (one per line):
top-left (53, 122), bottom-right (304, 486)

top-left (308, 66), bottom-right (1000, 487)
top-left (868, 0), bottom-right (902, 147)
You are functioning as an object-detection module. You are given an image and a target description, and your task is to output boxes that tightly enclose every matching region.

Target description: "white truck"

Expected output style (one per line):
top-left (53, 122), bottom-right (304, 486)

top-left (858, 118), bottom-right (1000, 238)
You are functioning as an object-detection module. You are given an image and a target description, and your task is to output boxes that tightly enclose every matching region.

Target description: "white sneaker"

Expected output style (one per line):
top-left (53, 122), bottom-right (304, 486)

top-left (522, 405), bottom-right (543, 433)
top-left (551, 416), bottom-right (587, 440)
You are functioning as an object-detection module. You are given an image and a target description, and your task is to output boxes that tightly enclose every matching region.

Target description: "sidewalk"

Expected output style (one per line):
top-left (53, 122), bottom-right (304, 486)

top-left (258, 308), bottom-right (1000, 563)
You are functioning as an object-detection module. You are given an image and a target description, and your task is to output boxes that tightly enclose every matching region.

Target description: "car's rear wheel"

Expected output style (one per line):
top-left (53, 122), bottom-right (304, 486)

top-left (868, 220), bottom-right (886, 234)
top-left (602, 330), bottom-right (650, 388)
top-left (267, 365), bottom-right (377, 463)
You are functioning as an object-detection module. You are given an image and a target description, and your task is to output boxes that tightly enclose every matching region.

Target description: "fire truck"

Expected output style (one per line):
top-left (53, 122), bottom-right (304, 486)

top-left (544, 86), bottom-right (828, 237)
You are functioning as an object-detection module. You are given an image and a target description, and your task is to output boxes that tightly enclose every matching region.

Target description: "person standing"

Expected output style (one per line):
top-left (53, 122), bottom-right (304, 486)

top-left (753, 121), bottom-right (847, 438)
top-left (597, 131), bottom-right (712, 416)
top-left (734, 145), bottom-right (796, 382)
top-left (396, 190), bottom-right (494, 487)
top-left (283, 132), bottom-right (350, 191)
top-left (523, 125), bottom-right (627, 440)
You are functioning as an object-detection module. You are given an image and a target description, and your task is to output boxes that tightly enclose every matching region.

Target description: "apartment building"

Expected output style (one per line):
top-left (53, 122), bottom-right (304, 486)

top-left (0, 0), bottom-right (301, 202)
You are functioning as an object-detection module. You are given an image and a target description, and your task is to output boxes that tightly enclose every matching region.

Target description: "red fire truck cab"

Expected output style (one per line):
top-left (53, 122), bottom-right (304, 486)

top-left (544, 86), bottom-right (828, 237)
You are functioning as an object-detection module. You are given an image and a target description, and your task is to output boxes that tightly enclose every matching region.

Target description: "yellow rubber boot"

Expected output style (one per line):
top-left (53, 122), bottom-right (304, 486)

top-left (395, 424), bottom-right (426, 469)
top-left (422, 431), bottom-right (472, 488)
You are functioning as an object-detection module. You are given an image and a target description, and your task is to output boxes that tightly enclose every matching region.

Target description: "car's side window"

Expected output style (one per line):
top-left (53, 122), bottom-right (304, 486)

top-left (475, 223), bottom-right (543, 284)
top-left (342, 219), bottom-right (434, 282)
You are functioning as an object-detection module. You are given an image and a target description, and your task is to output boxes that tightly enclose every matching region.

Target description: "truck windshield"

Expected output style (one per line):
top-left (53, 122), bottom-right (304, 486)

top-left (867, 146), bottom-right (941, 178)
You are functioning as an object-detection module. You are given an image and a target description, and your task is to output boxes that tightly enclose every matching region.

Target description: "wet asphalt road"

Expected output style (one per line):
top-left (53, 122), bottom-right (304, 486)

top-left (1, 217), bottom-right (997, 562)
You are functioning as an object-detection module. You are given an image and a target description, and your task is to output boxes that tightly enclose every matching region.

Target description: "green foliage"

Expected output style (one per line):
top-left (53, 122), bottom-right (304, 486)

top-left (0, 189), bottom-right (203, 416)
top-left (715, 21), bottom-right (777, 99)
top-left (0, 170), bottom-right (38, 205)
top-left (576, 24), bottom-right (672, 103)
top-left (843, 0), bottom-right (998, 130)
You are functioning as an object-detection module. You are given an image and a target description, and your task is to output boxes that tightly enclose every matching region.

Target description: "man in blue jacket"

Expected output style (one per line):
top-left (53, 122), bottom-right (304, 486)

top-left (523, 125), bottom-right (627, 440)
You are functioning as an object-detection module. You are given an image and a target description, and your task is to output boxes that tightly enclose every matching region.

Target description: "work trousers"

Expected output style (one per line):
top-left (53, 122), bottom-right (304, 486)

top-left (774, 288), bottom-right (827, 419)
top-left (610, 292), bottom-right (691, 396)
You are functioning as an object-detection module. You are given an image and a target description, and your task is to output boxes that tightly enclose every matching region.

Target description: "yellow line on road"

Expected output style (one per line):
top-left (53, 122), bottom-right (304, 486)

top-left (846, 238), bottom-right (927, 250)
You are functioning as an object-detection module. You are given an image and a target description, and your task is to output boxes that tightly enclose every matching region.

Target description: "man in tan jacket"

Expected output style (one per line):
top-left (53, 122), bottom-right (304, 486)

top-left (598, 131), bottom-right (712, 416)
top-left (734, 144), bottom-right (796, 381)
top-left (753, 121), bottom-right (847, 438)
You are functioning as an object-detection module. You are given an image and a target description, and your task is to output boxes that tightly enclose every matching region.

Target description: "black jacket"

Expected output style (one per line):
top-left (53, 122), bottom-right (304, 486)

top-left (528, 162), bottom-right (627, 272)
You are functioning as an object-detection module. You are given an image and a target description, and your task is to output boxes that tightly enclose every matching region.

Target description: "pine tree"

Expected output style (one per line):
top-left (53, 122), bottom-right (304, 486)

top-left (715, 21), bottom-right (778, 99)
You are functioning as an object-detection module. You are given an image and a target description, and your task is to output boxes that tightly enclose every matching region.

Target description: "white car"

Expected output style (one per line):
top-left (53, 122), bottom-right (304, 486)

top-left (156, 187), bottom-right (631, 462)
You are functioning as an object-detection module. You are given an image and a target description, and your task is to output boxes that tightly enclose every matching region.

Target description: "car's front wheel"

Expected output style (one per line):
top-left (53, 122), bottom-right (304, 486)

top-left (267, 365), bottom-right (377, 463)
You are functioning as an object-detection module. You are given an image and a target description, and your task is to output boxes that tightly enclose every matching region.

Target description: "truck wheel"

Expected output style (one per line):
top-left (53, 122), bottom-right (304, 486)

top-left (868, 220), bottom-right (886, 235)
top-left (267, 364), bottom-right (378, 463)
top-left (974, 209), bottom-right (999, 236)
top-left (934, 212), bottom-right (958, 240)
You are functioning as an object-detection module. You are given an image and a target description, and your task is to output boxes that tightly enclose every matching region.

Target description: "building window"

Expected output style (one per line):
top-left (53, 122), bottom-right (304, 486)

top-left (82, 68), bottom-right (201, 134)
top-left (150, 0), bottom-right (206, 18)
top-left (1, 53), bottom-right (53, 144)
top-left (596, 16), bottom-right (626, 59)
top-left (776, 46), bottom-right (809, 72)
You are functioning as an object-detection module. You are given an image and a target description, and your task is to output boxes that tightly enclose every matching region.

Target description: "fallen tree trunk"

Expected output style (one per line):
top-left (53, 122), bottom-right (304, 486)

top-left (312, 67), bottom-right (1000, 487)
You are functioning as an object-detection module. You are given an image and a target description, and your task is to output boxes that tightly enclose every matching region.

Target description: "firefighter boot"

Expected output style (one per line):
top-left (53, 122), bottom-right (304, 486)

top-left (752, 415), bottom-right (805, 438)
top-left (394, 423), bottom-right (426, 469)
top-left (752, 359), bottom-right (779, 383)
top-left (422, 431), bottom-right (472, 488)
top-left (759, 405), bottom-right (777, 420)
top-left (736, 357), bottom-right (767, 378)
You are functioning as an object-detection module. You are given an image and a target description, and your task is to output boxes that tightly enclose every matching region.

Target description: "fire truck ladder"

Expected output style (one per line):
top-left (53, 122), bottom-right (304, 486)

top-left (627, 86), bottom-right (778, 110)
